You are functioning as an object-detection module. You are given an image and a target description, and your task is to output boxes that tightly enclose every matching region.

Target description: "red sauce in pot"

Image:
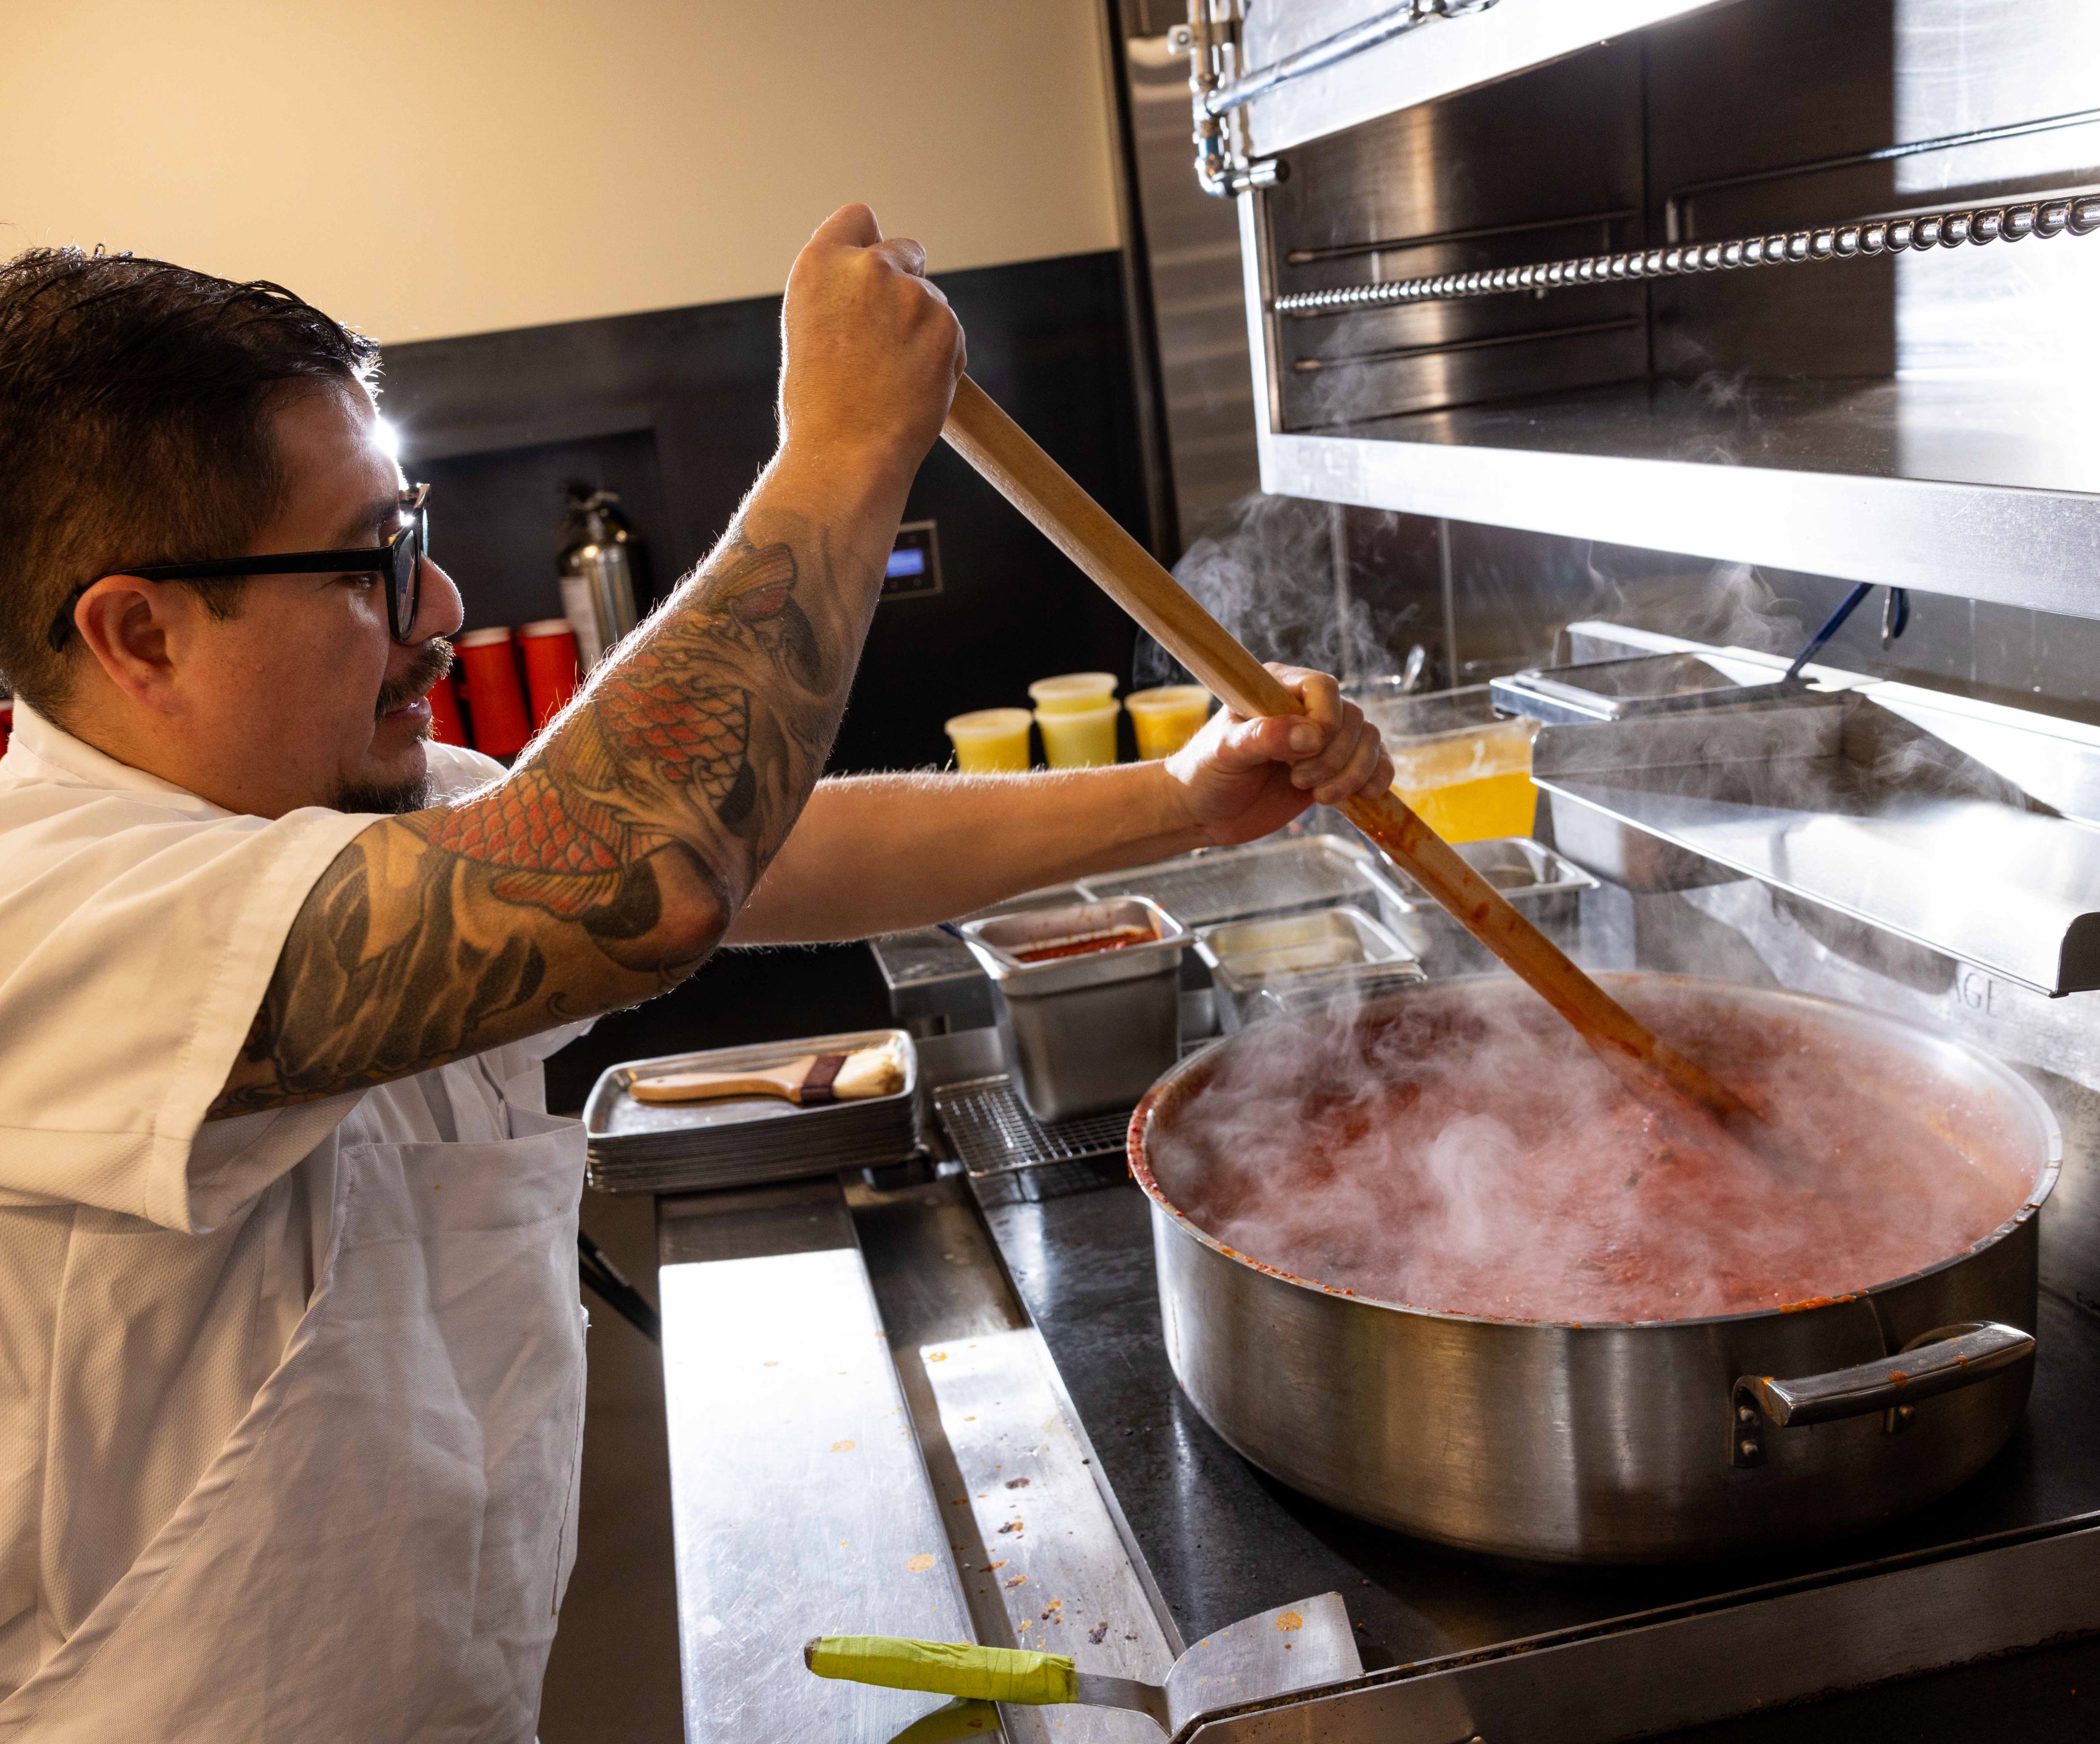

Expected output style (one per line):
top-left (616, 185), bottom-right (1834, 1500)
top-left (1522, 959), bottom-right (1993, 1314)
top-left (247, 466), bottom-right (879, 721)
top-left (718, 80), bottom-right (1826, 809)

top-left (1144, 982), bottom-right (2039, 1323)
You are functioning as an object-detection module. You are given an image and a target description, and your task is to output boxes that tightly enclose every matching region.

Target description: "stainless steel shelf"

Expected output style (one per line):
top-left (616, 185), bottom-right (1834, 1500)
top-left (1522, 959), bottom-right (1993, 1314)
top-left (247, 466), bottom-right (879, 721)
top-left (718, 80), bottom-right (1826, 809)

top-left (1254, 375), bottom-right (2100, 617)
top-left (1525, 672), bottom-right (2100, 994)
top-left (1238, 0), bottom-right (1721, 158)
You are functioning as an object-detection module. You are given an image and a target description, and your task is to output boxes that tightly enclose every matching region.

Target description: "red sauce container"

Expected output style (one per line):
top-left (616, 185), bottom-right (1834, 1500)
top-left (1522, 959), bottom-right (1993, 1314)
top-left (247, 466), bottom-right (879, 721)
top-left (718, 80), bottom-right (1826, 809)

top-left (455, 626), bottom-right (532, 758)
top-left (518, 619), bottom-right (581, 728)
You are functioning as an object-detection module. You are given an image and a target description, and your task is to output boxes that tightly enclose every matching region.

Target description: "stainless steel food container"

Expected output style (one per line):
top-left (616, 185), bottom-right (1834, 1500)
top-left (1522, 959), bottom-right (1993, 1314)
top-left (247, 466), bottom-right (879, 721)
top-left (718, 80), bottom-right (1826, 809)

top-left (1381, 836), bottom-right (1599, 976)
top-left (1491, 652), bottom-right (1804, 726)
top-left (1194, 905), bottom-right (1423, 1032)
top-left (961, 896), bottom-right (1187, 1122)
top-left (1077, 833), bottom-right (1415, 933)
top-left (1129, 973), bottom-right (2061, 1564)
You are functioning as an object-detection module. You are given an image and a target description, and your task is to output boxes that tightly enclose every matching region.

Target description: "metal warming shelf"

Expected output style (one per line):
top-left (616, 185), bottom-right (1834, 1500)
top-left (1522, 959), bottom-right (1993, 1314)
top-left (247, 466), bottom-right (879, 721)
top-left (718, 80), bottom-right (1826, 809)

top-left (1195, 0), bottom-right (2100, 616)
top-left (1526, 674), bottom-right (2100, 995)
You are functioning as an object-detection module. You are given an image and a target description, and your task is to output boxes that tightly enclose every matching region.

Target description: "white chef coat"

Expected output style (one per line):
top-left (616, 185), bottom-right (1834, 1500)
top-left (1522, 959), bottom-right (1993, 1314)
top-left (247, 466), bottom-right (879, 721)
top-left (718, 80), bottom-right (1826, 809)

top-left (0, 703), bottom-right (590, 1734)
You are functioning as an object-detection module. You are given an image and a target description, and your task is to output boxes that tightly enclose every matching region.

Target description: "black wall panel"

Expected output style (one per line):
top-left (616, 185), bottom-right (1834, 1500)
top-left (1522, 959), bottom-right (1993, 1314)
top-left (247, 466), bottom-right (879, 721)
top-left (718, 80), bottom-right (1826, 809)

top-left (380, 250), bottom-right (1150, 774)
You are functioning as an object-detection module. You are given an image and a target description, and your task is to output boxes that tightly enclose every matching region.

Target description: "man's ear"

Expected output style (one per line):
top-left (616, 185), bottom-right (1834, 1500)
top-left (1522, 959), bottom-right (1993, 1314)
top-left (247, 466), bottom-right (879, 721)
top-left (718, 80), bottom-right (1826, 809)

top-left (72, 576), bottom-right (183, 713)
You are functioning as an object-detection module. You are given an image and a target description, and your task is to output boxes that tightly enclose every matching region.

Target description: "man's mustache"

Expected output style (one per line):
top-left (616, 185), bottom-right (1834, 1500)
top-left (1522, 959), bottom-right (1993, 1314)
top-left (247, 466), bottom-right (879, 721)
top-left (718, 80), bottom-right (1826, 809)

top-left (377, 639), bottom-right (455, 720)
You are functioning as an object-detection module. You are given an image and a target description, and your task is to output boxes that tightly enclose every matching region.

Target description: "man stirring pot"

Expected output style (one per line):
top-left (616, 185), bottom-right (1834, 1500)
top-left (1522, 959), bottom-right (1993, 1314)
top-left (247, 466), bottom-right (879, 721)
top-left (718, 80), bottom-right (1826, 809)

top-left (0, 206), bottom-right (1390, 1739)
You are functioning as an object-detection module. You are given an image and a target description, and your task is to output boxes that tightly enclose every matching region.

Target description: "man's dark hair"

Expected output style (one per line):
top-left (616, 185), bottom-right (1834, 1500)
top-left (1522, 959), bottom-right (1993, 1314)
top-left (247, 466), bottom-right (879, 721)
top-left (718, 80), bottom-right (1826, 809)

top-left (0, 247), bottom-right (379, 716)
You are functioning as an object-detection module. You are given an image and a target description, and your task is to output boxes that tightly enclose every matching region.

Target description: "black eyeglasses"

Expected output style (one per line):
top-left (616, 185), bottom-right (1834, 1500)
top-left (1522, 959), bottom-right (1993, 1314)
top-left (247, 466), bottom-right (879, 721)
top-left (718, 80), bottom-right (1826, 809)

top-left (46, 482), bottom-right (431, 654)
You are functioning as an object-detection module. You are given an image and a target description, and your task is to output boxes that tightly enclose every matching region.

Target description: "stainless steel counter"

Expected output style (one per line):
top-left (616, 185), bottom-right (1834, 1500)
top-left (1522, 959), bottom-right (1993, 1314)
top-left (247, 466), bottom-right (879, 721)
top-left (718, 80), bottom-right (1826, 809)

top-left (658, 1170), bottom-right (1181, 1744)
top-left (656, 1183), bottom-right (979, 1743)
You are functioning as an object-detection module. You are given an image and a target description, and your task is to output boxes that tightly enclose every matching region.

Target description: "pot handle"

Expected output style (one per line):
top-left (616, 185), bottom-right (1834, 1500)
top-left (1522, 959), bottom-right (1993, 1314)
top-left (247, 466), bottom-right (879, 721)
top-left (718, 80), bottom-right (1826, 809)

top-left (1731, 1321), bottom-right (2034, 1468)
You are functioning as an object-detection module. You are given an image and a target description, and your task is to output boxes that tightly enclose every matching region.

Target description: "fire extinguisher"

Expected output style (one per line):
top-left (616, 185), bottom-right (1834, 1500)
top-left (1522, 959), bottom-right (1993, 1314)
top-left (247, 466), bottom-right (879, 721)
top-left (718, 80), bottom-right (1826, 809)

top-left (557, 484), bottom-right (643, 670)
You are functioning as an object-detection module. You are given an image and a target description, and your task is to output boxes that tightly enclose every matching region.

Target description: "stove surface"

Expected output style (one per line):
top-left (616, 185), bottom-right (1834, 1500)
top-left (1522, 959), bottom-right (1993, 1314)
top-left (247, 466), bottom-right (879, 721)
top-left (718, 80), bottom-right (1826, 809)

top-left (979, 1177), bottom-right (2100, 1672)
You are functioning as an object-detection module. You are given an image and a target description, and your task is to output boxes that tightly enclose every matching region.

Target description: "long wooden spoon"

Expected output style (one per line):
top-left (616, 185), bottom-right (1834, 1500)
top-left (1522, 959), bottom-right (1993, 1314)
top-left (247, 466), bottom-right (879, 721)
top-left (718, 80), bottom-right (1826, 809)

top-left (941, 374), bottom-right (1753, 1129)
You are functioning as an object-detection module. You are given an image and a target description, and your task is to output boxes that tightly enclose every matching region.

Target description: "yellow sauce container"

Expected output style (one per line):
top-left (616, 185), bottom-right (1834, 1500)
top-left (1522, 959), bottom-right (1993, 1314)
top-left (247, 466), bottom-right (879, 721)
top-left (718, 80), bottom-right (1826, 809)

top-left (1035, 700), bottom-right (1121, 768)
top-left (1028, 672), bottom-right (1119, 715)
top-left (1355, 683), bottom-right (1540, 844)
top-left (1125, 685), bottom-right (1214, 760)
top-left (944, 707), bottom-right (1034, 773)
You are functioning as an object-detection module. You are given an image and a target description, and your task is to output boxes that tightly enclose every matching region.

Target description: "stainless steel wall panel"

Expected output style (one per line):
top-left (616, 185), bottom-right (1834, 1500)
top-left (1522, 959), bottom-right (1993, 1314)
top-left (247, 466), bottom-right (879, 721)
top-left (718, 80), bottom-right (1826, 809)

top-left (1285, 319), bottom-right (1652, 430)
top-left (1124, 28), bottom-right (1263, 541)
top-left (1267, 43), bottom-right (1650, 427)
top-left (1644, 0), bottom-right (1901, 381)
top-left (1268, 43), bottom-right (1646, 281)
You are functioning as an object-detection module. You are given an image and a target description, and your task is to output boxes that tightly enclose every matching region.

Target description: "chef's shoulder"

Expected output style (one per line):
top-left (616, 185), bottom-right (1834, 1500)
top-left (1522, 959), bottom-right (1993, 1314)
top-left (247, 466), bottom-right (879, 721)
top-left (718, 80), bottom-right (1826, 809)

top-left (422, 740), bottom-right (508, 804)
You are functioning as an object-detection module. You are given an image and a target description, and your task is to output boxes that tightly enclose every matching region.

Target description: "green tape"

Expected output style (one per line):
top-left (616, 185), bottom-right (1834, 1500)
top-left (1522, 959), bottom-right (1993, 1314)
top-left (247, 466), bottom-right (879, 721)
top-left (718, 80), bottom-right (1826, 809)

top-left (808, 1636), bottom-right (1078, 1705)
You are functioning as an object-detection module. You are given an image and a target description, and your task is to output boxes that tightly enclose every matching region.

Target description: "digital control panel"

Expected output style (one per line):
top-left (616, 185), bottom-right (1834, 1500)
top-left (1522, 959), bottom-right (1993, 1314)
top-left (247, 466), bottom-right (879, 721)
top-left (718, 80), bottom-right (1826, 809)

top-left (882, 520), bottom-right (942, 602)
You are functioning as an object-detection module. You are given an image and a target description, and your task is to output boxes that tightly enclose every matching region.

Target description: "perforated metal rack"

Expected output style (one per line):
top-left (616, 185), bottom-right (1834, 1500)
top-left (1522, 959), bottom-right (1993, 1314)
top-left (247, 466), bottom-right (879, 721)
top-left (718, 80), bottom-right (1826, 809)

top-left (932, 1076), bottom-right (1134, 1177)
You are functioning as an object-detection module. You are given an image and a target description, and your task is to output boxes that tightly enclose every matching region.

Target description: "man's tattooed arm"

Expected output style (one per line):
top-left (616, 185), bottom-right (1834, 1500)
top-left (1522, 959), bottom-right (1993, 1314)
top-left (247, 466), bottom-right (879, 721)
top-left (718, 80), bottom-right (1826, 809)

top-left (209, 505), bottom-right (882, 1117)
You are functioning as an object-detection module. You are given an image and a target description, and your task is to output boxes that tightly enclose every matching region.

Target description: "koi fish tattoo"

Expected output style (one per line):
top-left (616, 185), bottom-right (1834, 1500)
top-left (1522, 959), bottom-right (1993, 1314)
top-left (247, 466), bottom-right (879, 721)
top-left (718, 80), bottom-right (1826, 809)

top-left (210, 514), bottom-right (867, 1116)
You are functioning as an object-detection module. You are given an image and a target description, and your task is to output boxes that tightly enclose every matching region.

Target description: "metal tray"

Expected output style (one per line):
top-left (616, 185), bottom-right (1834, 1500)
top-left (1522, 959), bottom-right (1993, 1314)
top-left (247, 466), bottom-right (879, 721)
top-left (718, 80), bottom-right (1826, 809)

top-left (959, 896), bottom-right (1186, 991)
top-left (1195, 903), bottom-right (1407, 985)
top-left (1076, 833), bottom-right (1414, 930)
top-left (1409, 835), bottom-right (1595, 900)
top-left (582, 1028), bottom-right (919, 1192)
top-left (1194, 904), bottom-right (1425, 1031)
top-left (868, 883), bottom-right (1087, 1031)
top-left (1493, 652), bottom-right (1803, 726)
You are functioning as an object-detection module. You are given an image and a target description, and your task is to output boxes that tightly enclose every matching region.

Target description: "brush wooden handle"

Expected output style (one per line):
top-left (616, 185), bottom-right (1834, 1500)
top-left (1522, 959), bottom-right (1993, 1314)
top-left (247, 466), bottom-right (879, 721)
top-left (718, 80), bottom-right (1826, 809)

top-left (629, 1057), bottom-right (823, 1104)
top-left (940, 374), bottom-right (1750, 1124)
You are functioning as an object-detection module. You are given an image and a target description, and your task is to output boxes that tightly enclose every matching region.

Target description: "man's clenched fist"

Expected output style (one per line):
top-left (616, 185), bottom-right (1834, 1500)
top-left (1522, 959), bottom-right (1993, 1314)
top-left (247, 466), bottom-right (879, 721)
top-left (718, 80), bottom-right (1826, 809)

top-left (778, 205), bottom-right (966, 488)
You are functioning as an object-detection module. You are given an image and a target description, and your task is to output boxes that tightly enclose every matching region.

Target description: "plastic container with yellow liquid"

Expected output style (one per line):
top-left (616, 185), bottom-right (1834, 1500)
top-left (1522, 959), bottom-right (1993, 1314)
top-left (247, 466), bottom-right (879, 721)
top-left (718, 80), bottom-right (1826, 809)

top-left (1351, 681), bottom-right (1540, 844)
top-left (944, 707), bottom-right (1034, 773)
top-left (1035, 701), bottom-right (1121, 767)
top-left (1125, 685), bottom-right (1214, 759)
top-left (1028, 672), bottom-right (1119, 714)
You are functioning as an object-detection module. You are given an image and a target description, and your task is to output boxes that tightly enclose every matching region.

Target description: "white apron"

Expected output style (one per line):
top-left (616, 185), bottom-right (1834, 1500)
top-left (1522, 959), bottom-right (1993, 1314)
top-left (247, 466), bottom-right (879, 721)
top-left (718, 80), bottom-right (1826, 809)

top-left (0, 1101), bottom-right (589, 1743)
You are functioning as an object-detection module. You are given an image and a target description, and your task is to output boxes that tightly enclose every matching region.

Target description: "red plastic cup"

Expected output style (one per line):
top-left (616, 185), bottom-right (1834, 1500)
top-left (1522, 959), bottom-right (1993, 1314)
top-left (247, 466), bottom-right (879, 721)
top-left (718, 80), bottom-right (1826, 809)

top-left (425, 670), bottom-right (467, 747)
top-left (455, 626), bottom-right (532, 757)
top-left (0, 699), bottom-right (12, 759)
top-left (518, 618), bottom-right (581, 728)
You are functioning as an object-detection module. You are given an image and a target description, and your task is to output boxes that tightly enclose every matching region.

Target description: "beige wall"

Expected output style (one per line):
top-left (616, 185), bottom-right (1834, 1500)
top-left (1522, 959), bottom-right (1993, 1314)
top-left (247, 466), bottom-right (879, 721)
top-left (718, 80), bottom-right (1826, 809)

top-left (1, 0), bottom-right (1122, 342)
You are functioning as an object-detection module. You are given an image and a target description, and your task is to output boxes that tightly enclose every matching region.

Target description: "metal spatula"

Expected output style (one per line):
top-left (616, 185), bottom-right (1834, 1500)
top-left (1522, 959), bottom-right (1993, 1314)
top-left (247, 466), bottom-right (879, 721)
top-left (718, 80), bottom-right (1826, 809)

top-left (807, 1592), bottom-right (1361, 1740)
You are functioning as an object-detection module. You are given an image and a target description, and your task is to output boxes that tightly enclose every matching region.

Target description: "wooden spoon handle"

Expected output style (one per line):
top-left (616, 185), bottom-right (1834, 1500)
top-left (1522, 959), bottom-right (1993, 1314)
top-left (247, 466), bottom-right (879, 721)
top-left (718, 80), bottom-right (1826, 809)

top-left (940, 374), bottom-right (1748, 1124)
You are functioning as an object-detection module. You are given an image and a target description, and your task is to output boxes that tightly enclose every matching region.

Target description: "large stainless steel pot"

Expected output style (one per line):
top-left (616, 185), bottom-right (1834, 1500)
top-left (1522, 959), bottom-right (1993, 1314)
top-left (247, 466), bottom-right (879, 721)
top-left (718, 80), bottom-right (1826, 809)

top-left (1128, 974), bottom-right (2061, 1564)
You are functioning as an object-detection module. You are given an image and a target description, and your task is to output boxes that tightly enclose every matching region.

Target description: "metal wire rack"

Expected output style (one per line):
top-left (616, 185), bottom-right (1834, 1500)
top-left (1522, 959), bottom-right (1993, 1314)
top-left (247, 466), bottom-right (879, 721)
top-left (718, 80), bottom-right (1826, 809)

top-left (932, 1076), bottom-right (1134, 1178)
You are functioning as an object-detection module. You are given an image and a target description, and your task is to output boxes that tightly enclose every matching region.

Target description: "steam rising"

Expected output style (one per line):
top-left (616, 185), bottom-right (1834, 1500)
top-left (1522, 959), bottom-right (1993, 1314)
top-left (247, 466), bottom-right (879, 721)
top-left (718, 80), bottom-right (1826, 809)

top-left (1146, 493), bottom-right (1408, 688)
top-left (1144, 978), bottom-right (2036, 1324)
